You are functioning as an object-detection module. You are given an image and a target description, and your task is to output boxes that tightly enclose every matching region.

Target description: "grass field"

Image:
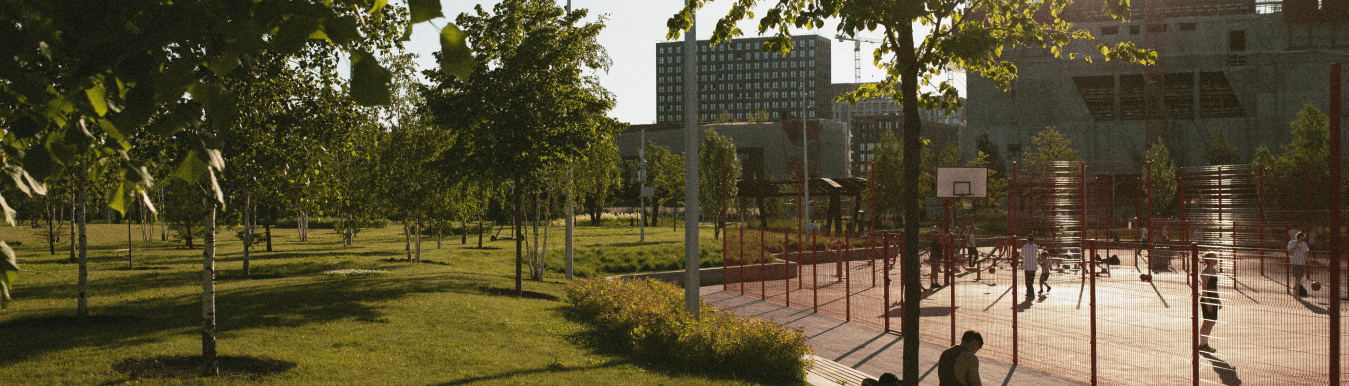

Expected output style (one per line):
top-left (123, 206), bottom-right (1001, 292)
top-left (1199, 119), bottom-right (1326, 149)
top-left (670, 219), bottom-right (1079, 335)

top-left (0, 220), bottom-right (781, 385)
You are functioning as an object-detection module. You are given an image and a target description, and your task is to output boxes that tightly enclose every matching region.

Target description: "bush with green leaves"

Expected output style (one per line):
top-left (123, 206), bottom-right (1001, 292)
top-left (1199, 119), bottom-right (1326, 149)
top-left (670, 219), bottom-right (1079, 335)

top-left (566, 278), bottom-right (812, 384)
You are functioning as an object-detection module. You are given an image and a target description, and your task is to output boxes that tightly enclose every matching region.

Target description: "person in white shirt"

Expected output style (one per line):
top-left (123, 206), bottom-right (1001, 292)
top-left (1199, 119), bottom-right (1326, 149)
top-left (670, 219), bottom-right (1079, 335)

top-left (1021, 235), bottom-right (1039, 298)
top-left (1288, 232), bottom-right (1310, 296)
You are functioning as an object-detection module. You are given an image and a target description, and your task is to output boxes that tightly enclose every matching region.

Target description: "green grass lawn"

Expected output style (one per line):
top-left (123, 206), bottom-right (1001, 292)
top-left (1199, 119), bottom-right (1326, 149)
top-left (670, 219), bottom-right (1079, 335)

top-left (0, 221), bottom-right (776, 385)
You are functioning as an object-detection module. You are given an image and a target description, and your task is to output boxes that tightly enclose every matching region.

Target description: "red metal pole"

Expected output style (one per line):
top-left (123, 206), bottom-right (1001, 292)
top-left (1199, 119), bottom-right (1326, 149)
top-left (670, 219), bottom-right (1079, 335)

top-left (740, 224), bottom-right (746, 294)
top-left (871, 233), bottom-right (878, 287)
top-left (1191, 242), bottom-right (1200, 386)
top-left (1306, 161), bottom-right (1312, 233)
top-left (1012, 238), bottom-right (1019, 365)
top-left (845, 242), bottom-right (852, 322)
top-left (950, 235), bottom-right (956, 346)
top-left (756, 226), bottom-right (764, 300)
top-left (1081, 162), bottom-right (1087, 256)
top-left (1329, 62), bottom-right (1342, 386)
top-left (812, 228), bottom-right (819, 313)
top-left (884, 233), bottom-right (891, 332)
top-left (871, 162), bottom-right (877, 233)
top-left (785, 229), bottom-right (791, 307)
top-left (1090, 239), bottom-right (1098, 385)
top-left (1147, 161), bottom-right (1154, 277)
top-left (1260, 165), bottom-right (1267, 276)
top-left (724, 218), bottom-right (730, 292)
top-left (1012, 162), bottom-right (1019, 237)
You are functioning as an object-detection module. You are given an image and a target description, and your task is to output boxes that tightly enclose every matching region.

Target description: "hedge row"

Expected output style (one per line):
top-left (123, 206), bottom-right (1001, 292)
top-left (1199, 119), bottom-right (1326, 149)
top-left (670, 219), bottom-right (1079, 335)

top-left (566, 278), bottom-right (812, 384)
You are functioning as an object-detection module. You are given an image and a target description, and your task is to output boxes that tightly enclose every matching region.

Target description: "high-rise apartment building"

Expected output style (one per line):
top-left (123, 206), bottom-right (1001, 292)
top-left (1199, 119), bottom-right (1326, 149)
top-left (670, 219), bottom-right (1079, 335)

top-left (655, 35), bottom-right (833, 124)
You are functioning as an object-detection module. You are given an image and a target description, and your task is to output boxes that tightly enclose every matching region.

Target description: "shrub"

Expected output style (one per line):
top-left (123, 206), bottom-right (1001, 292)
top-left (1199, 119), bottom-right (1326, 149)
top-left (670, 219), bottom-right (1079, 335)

top-left (566, 278), bottom-right (812, 384)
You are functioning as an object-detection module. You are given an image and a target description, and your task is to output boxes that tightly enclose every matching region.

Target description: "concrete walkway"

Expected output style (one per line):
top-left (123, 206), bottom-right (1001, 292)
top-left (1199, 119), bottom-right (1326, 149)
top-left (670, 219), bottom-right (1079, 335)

top-left (701, 287), bottom-right (1085, 386)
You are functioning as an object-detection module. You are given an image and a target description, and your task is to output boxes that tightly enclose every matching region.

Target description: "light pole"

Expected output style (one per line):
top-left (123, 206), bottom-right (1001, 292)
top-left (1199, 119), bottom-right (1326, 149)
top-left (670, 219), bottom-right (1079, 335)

top-left (682, 1), bottom-right (700, 317)
top-left (801, 80), bottom-right (810, 231)
top-left (639, 126), bottom-right (646, 242)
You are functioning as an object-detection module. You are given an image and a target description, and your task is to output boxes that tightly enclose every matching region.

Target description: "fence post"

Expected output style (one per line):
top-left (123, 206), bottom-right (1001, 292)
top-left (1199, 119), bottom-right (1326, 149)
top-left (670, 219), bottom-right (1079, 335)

top-left (1191, 242), bottom-right (1200, 386)
top-left (813, 228), bottom-right (819, 314)
top-left (1090, 239), bottom-right (1098, 385)
top-left (884, 233), bottom-right (891, 332)
top-left (757, 226), bottom-right (765, 300)
top-left (784, 229), bottom-right (791, 307)
top-left (1012, 162), bottom-right (1018, 237)
top-left (844, 241), bottom-right (852, 322)
top-left (723, 221), bottom-right (730, 292)
top-left (1011, 236), bottom-right (1019, 365)
top-left (1146, 161), bottom-right (1153, 278)
top-left (949, 235), bottom-right (956, 346)
top-left (1081, 162), bottom-right (1087, 255)
top-left (1259, 165), bottom-right (1266, 276)
top-left (1329, 62), bottom-right (1342, 386)
top-left (871, 233), bottom-right (878, 288)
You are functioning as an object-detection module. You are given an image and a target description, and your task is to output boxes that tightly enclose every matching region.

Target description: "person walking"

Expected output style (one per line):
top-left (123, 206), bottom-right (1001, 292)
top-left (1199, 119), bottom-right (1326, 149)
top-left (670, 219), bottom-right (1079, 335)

top-left (1198, 253), bottom-right (1221, 353)
top-left (1038, 251), bottom-right (1053, 295)
top-left (1021, 235), bottom-right (1039, 298)
top-left (938, 330), bottom-right (984, 386)
top-left (1288, 232), bottom-right (1310, 296)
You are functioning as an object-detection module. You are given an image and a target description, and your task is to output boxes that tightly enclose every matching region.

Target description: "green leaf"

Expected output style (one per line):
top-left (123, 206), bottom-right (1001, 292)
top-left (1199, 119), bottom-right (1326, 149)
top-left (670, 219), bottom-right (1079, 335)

top-left (370, 0), bottom-right (388, 15)
top-left (109, 180), bottom-right (133, 216)
top-left (0, 240), bottom-right (16, 309)
top-left (0, 193), bottom-right (16, 227)
top-left (439, 24), bottom-right (473, 81)
top-left (86, 82), bottom-right (109, 117)
top-left (22, 145), bottom-right (59, 183)
top-left (409, 0), bottom-right (443, 24)
top-left (350, 50), bottom-right (393, 106)
top-left (324, 16), bottom-right (360, 46)
top-left (171, 149), bottom-right (209, 182)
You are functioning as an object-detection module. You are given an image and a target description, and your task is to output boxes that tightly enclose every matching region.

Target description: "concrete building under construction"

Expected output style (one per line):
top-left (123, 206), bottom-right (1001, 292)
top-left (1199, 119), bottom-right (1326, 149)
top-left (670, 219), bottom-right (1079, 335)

top-left (966, 0), bottom-right (1349, 173)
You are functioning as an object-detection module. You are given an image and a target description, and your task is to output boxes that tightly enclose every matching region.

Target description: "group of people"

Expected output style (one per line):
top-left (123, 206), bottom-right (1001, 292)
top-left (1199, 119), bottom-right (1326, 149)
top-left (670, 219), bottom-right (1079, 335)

top-left (929, 231), bottom-right (1316, 384)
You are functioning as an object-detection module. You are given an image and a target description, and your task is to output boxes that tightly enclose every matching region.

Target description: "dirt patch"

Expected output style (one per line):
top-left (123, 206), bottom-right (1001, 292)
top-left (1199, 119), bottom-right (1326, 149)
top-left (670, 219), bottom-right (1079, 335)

top-left (478, 286), bottom-right (560, 301)
top-left (112, 355), bottom-right (296, 380)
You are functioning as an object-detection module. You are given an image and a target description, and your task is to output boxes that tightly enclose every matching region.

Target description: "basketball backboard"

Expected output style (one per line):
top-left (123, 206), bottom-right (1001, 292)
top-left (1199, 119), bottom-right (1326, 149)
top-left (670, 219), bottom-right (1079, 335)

top-left (936, 167), bottom-right (987, 198)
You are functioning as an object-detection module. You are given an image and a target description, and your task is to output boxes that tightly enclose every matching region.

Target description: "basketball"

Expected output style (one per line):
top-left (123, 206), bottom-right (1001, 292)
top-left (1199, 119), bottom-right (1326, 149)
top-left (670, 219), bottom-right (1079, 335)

top-left (988, 267), bottom-right (996, 274)
top-left (1312, 282), bottom-right (1323, 291)
top-left (1140, 274), bottom-right (1152, 282)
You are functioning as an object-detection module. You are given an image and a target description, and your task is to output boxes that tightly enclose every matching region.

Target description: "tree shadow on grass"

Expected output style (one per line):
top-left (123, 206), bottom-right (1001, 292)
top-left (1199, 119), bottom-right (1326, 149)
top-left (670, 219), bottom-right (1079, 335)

top-left (0, 271), bottom-right (494, 368)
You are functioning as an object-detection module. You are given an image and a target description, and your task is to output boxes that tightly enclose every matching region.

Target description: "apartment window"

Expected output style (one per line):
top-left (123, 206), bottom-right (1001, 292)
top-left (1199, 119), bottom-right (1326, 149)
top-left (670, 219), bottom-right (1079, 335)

top-left (809, 40), bottom-right (815, 47)
top-left (1102, 26), bottom-right (1119, 35)
top-left (1180, 23), bottom-right (1196, 31)
top-left (810, 49), bottom-right (815, 57)
top-left (659, 47), bottom-right (665, 54)
top-left (1229, 30), bottom-right (1245, 51)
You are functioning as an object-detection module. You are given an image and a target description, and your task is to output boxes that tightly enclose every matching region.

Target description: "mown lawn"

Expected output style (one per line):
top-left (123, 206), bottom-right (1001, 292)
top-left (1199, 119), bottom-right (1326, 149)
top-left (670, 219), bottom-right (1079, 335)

top-left (0, 221), bottom-right (778, 385)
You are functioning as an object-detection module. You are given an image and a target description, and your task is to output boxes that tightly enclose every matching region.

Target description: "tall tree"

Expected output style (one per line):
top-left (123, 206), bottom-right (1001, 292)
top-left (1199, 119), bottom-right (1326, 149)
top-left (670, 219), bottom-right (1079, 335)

top-left (1145, 138), bottom-right (1177, 217)
top-left (669, 0), bottom-right (1152, 380)
top-left (426, 0), bottom-right (619, 294)
top-left (975, 131), bottom-right (1007, 177)
top-left (1022, 126), bottom-right (1080, 174)
top-left (699, 129), bottom-right (742, 239)
top-left (1201, 132), bottom-right (1241, 166)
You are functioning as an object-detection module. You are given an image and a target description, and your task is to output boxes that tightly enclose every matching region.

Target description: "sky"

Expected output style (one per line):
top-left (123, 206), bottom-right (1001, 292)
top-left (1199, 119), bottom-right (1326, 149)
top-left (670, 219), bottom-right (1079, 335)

top-left (402, 1), bottom-right (966, 125)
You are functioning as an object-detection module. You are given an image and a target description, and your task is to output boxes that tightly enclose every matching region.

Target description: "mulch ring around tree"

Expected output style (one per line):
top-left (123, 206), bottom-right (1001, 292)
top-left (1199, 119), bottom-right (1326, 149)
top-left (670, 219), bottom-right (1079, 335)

top-left (477, 286), bottom-right (560, 301)
top-left (113, 355), bottom-right (296, 380)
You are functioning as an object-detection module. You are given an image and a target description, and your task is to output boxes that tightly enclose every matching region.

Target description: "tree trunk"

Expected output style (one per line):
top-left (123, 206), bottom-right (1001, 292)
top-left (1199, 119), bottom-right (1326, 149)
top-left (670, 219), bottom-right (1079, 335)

top-left (127, 204), bottom-right (133, 269)
top-left (265, 204), bottom-right (273, 252)
top-left (201, 197), bottom-right (218, 376)
top-left (403, 221), bottom-right (412, 261)
top-left (478, 218), bottom-right (484, 248)
top-left (415, 215), bottom-right (422, 261)
top-left (46, 203), bottom-right (55, 255)
top-left (77, 182), bottom-right (88, 316)
top-left (141, 198), bottom-right (148, 242)
top-left (898, 24), bottom-right (924, 384)
top-left (242, 192), bottom-right (252, 278)
top-left (70, 200), bottom-right (76, 263)
top-left (461, 220), bottom-right (468, 245)
top-left (160, 190), bottom-right (167, 241)
top-left (514, 176), bottom-right (523, 296)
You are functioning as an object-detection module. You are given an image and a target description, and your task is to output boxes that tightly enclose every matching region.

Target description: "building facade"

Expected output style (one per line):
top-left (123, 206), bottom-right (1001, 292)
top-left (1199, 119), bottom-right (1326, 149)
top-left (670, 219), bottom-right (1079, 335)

top-left (967, 0), bottom-right (1349, 173)
top-left (620, 120), bottom-right (851, 180)
top-left (829, 83), bottom-right (965, 175)
top-left (655, 35), bottom-right (833, 124)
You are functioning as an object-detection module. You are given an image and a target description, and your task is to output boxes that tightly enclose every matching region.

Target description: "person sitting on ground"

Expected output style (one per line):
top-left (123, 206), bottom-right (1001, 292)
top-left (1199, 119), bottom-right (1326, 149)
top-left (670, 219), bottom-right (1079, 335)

top-left (938, 330), bottom-right (984, 386)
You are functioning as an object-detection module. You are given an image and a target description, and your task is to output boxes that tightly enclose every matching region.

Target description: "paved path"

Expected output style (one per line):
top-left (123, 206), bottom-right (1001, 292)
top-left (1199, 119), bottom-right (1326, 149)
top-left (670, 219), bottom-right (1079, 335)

top-left (701, 287), bottom-right (1085, 386)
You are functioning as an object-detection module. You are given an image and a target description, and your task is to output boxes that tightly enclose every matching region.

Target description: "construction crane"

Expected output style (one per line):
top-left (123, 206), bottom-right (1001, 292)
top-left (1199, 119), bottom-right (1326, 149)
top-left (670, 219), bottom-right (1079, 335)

top-left (835, 34), bottom-right (882, 83)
